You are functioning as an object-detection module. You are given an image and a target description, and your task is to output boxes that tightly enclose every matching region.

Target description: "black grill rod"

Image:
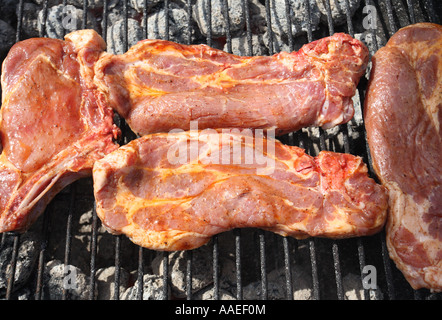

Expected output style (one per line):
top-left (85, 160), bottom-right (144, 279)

top-left (201, 0), bottom-right (219, 300)
top-left (143, 0), bottom-right (148, 39)
top-left (32, 0), bottom-right (50, 301)
top-left (422, 0), bottom-right (439, 23)
top-left (322, 0), bottom-right (347, 301)
top-left (82, 0), bottom-right (87, 30)
top-left (406, 0), bottom-right (416, 24)
top-left (185, 250), bottom-right (193, 300)
top-left (5, 234), bottom-right (20, 300)
top-left (62, 184), bottom-right (77, 300)
top-left (162, 0), bottom-right (171, 301)
top-left (15, 0), bottom-right (24, 42)
top-left (186, 0), bottom-right (193, 45)
top-left (258, 231), bottom-right (268, 300)
top-left (323, 0), bottom-right (335, 35)
top-left (184, 0), bottom-right (193, 301)
top-left (242, 0), bottom-right (253, 55)
top-left (264, 0), bottom-right (274, 55)
top-left (205, 0), bottom-right (212, 47)
top-left (221, 0), bottom-right (243, 300)
top-left (284, 0), bottom-right (295, 51)
top-left (34, 202), bottom-right (54, 300)
top-left (86, 0), bottom-right (109, 301)
top-left (212, 236), bottom-right (220, 300)
top-left (114, 236), bottom-right (122, 299)
top-left (304, 0), bottom-right (320, 300)
top-left (110, 0), bottom-right (131, 301)
top-left (135, 246), bottom-right (144, 300)
top-left (38, 0), bottom-right (49, 37)
top-left (89, 203), bottom-right (99, 299)
top-left (343, 0), bottom-right (369, 300)
top-left (221, 0), bottom-right (232, 53)
top-left (385, 0), bottom-right (398, 36)
top-left (282, 238), bottom-right (293, 300)
top-left (304, 0), bottom-right (313, 42)
top-left (281, 0), bottom-right (296, 300)
top-left (343, 0), bottom-right (354, 36)
top-left (102, 0), bottom-right (109, 43)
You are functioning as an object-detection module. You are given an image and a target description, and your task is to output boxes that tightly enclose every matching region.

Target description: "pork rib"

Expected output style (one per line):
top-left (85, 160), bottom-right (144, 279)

top-left (93, 130), bottom-right (388, 251)
top-left (0, 30), bottom-right (120, 233)
top-left (94, 33), bottom-right (368, 136)
top-left (364, 23), bottom-right (442, 291)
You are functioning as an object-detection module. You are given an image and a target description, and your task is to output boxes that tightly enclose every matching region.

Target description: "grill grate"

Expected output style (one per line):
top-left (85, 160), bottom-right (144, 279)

top-left (0, 0), bottom-right (441, 301)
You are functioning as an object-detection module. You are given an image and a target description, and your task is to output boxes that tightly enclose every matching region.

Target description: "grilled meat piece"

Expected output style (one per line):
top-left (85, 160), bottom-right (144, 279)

top-left (93, 130), bottom-right (388, 251)
top-left (0, 30), bottom-right (120, 233)
top-left (364, 23), bottom-right (442, 291)
top-left (94, 33), bottom-right (369, 136)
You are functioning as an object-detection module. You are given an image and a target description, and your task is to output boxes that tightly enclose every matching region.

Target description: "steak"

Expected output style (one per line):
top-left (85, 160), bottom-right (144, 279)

top-left (93, 130), bottom-right (388, 251)
top-left (0, 30), bottom-right (120, 233)
top-left (364, 23), bottom-right (442, 291)
top-left (93, 33), bottom-right (369, 136)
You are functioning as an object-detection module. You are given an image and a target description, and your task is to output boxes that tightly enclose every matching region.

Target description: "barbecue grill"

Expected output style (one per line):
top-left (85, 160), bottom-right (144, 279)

top-left (0, 0), bottom-right (441, 301)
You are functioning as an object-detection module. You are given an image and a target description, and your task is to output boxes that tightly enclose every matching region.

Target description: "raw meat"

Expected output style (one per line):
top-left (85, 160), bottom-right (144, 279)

top-left (364, 23), bottom-right (442, 291)
top-left (93, 130), bottom-right (388, 251)
top-left (0, 30), bottom-right (120, 233)
top-left (94, 32), bottom-right (369, 136)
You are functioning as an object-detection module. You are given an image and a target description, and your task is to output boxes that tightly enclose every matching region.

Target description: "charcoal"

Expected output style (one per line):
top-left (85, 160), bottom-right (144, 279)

top-left (224, 32), bottom-right (269, 56)
top-left (243, 265), bottom-right (313, 300)
top-left (42, 260), bottom-right (89, 300)
top-left (33, 0), bottom-right (117, 9)
top-left (0, 232), bottom-right (39, 293)
top-left (152, 245), bottom-right (213, 298)
top-left (120, 274), bottom-right (168, 300)
top-left (143, 2), bottom-right (195, 43)
top-left (316, 0), bottom-right (361, 26)
top-left (95, 266), bottom-right (130, 300)
top-left (18, 3), bottom-right (40, 38)
top-left (193, 0), bottom-right (245, 38)
top-left (0, 0), bottom-right (16, 25)
top-left (248, 0), bottom-right (267, 34)
top-left (129, 0), bottom-right (163, 12)
top-left (37, 4), bottom-right (97, 39)
top-left (268, 0), bottom-right (321, 39)
top-left (106, 18), bottom-right (143, 54)
top-left (193, 288), bottom-right (236, 300)
top-left (0, 20), bottom-right (15, 59)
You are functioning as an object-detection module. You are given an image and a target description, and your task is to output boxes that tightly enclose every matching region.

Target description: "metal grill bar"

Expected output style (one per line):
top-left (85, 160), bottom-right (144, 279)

top-left (89, 204), bottom-right (99, 299)
top-left (5, 234), bottom-right (19, 300)
top-left (212, 236), bottom-right (220, 299)
top-left (62, 185), bottom-right (76, 300)
top-left (185, 250), bottom-right (192, 299)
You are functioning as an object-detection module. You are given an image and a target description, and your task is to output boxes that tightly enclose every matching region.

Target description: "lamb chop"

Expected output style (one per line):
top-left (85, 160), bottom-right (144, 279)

top-left (93, 32), bottom-right (368, 136)
top-left (93, 130), bottom-right (388, 251)
top-left (365, 23), bottom-right (442, 291)
top-left (0, 30), bottom-right (120, 233)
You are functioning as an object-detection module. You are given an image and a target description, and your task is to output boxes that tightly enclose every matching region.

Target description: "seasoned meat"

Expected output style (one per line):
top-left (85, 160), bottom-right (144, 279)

top-left (0, 30), bottom-right (120, 233)
top-left (364, 23), bottom-right (442, 291)
top-left (93, 130), bottom-right (388, 251)
top-left (94, 33), bottom-right (369, 136)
